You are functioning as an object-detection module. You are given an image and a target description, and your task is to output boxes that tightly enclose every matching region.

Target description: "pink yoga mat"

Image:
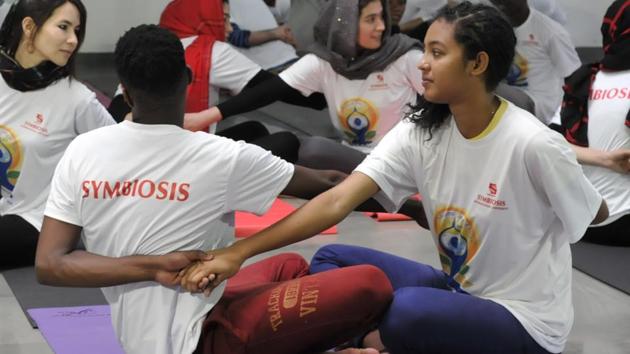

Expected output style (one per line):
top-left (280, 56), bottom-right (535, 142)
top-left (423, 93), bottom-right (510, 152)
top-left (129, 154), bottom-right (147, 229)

top-left (363, 212), bottom-right (412, 221)
top-left (363, 194), bottom-right (422, 222)
top-left (235, 199), bottom-right (337, 237)
top-left (28, 305), bottom-right (124, 354)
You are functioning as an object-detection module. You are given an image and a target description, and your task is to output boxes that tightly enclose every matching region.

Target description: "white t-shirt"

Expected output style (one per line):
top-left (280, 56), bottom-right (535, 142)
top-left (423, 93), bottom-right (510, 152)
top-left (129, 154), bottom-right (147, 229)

top-left (582, 70), bottom-right (630, 225)
top-left (505, 8), bottom-right (581, 124)
top-left (0, 77), bottom-right (114, 230)
top-left (268, 0), bottom-right (290, 24)
top-left (280, 51), bottom-right (424, 153)
top-left (45, 121), bottom-right (294, 354)
top-left (162, 39), bottom-right (261, 106)
top-left (400, 0), bottom-right (448, 23)
top-left (356, 99), bottom-right (602, 353)
top-left (229, 0), bottom-right (298, 69)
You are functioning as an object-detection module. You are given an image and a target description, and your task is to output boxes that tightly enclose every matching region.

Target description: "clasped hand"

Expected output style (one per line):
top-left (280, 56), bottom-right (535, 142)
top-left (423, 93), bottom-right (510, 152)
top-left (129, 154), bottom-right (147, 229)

top-left (177, 247), bottom-right (245, 297)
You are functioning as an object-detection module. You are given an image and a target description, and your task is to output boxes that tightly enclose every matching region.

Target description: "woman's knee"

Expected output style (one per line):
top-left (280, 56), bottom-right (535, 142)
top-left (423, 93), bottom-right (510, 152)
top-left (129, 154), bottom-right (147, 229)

top-left (379, 287), bottom-right (436, 350)
top-left (310, 244), bottom-right (354, 273)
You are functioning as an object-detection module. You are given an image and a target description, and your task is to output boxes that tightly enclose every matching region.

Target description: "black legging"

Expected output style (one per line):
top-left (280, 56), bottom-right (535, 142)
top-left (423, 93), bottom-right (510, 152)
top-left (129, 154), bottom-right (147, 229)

top-left (217, 121), bottom-right (300, 163)
top-left (582, 214), bottom-right (630, 247)
top-left (0, 214), bottom-right (39, 269)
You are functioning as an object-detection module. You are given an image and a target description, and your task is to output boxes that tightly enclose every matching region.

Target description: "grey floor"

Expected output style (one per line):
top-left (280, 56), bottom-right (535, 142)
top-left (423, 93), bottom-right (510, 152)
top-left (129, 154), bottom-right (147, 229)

top-left (2, 206), bottom-right (630, 353)
top-left (2, 49), bottom-right (629, 353)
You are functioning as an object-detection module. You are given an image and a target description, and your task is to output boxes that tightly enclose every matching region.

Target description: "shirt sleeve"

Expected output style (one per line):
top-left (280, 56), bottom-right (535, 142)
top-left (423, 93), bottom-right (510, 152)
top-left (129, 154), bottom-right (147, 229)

top-left (354, 121), bottom-right (420, 212)
top-left (547, 26), bottom-right (581, 78)
top-left (44, 141), bottom-right (82, 226)
top-left (74, 93), bottom-right (116, 134)
top-left (211, 41), bottom-right (262, 95)
top-left (224, 141), bottom-right (295, 215)
top-left (524, 130), bottom-right (602, 243)
top-left (279, 54), bottom-right (325, 96)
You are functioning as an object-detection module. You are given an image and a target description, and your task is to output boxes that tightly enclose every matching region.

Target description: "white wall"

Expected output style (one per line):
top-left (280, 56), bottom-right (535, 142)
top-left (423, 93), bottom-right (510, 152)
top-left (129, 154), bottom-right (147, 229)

top-left (78, 0), bottom-right (614, 52)
top-left (557, 0), bottom-right (612, 47)
top-left (80, 0), bottom-right (171, 52)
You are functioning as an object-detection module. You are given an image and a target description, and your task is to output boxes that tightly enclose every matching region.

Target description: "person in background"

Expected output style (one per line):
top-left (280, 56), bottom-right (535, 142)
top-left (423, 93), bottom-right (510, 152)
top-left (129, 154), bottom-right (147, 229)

top-left (561, 0), bottom-right (630, 247)
top-left (489, 0), bottom-right (581, 124)
top-left (0, 0), bottom-right (115, 268)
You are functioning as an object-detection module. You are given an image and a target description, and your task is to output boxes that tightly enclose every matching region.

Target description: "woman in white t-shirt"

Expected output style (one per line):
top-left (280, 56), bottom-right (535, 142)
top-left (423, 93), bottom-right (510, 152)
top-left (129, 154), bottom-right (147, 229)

top-left (185, 0), bottom-right (424, 174)
top-left (560, 0), bottom-right (630, 247)
top-left (0, 0), bottom-right (114, 267)
top-left (182, 3), bottom-right (609, 353)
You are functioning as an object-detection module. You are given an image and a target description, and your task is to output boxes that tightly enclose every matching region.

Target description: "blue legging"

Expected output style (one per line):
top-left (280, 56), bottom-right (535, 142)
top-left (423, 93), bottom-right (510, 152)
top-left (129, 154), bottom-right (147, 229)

top-left (310, 244), bottom-right (552, 354)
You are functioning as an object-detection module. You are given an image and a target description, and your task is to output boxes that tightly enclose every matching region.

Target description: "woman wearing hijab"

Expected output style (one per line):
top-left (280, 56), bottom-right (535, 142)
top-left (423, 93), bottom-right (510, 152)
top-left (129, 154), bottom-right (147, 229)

top-left (561, 0), bottom-right (630, 247)
top-left (0, 0), bottom-right (115, 268)
top-left (185, 0), bottom-right (423, 174)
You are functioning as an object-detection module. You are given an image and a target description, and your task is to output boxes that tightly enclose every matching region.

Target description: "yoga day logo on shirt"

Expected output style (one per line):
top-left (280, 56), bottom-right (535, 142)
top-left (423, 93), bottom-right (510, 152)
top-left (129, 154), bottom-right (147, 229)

top-left (338, 97), bottom-right (379, 146)
top-left (0, 125), bottom-right (23, 193)
top-left (506, 53), bottom-right (529, 88)
top-left (433, 206), bottom-right (480, 292)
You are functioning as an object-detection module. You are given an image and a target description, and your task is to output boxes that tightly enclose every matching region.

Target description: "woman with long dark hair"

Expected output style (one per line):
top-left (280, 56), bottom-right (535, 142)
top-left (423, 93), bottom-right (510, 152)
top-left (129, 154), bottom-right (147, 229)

top-left (0, 0), bottom-right (114, 267)
top-left (180, 2), bottom-right (608, 353)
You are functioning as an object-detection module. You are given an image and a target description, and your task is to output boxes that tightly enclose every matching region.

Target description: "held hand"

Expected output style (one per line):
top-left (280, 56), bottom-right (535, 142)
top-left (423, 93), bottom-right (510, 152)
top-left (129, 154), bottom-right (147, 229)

top-left (154, 250), bottom-right (212, 288)
top-left (183, 107), bottom-right (222, 132)
top-left (273, 25), bottom-right (296, 46)
top-left (603, 149), bottom-right (630, 174)
top-left (180, 247), bottom-right (246, 296)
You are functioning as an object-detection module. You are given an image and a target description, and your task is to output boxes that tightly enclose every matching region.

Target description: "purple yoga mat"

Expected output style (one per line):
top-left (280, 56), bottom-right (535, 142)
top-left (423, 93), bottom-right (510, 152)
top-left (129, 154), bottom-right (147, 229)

top-left (27, 305), bottom-right (124, 354)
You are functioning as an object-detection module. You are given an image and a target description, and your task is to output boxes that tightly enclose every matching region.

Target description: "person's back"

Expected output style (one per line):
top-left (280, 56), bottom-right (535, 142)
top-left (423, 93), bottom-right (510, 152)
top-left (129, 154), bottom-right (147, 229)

top-left (583, 70), bottom-right (630, 224)
top-left (61, 122), bottom-right (291, 353)
top-left (45, 25), bottom-right (294, 353)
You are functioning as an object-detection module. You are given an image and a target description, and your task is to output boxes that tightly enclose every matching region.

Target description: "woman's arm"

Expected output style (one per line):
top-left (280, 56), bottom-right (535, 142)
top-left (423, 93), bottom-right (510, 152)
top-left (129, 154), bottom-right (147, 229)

top-left (180, 172), bottom-right (380, 292)
top-left (570, 144), bottom-right (630, 174)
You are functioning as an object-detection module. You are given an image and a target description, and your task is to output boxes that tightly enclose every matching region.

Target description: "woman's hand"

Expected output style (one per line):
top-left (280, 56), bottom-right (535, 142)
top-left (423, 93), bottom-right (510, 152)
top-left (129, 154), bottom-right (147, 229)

top-left (154, 250), bottom-right (213, 287)
top-left (179, 246), bottom-right (247, 296)
top-left (602, 148), bottom-right (630, 174)
top-left (183, 107), bottom-right (223, 132)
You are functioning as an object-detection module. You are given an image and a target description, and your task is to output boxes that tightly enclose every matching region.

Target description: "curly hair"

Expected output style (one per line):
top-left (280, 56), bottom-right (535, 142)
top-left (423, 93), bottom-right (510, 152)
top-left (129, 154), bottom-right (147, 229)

top-left (406, 1), bottom-right (516, 138)
top-left (114, 24), bottom-right (187, 98)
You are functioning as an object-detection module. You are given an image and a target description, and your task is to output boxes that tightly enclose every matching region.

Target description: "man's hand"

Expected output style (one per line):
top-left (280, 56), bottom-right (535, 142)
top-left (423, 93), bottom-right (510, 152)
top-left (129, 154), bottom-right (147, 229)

top-left (154, 251), bottom-right (212, 288)
top-left (603, 149), bottom-right (630, 174)
top-left (180, 247), bottom-right (246, 296)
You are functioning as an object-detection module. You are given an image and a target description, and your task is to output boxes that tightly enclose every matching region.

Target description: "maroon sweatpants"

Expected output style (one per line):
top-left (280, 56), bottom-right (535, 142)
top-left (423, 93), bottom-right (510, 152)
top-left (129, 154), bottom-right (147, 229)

top-left (195, 253), bottom-right (393, 354)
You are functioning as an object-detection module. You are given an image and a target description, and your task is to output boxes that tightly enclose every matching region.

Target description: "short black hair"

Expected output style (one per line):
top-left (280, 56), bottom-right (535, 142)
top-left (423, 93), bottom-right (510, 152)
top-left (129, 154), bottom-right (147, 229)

top-left (114, 24), bottom-right (187, 98)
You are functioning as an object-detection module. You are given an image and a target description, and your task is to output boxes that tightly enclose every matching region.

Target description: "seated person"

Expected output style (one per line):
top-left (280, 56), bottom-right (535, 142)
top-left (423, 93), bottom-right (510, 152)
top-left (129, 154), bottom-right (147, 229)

top-left (0, 0), bottom-right (114, 268)
top-left (560, 0), bottom-right (630, 247)
top-left (109, 0), bottom-right (326, 163)
top-left (35, 24), bottom-right (392, 354)
top-left (186, 0), bottom-right (424, 175)
top-left (180, 3), bottom-right (608, 353)
top-left (490, 0), bottom-right (581, 124)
